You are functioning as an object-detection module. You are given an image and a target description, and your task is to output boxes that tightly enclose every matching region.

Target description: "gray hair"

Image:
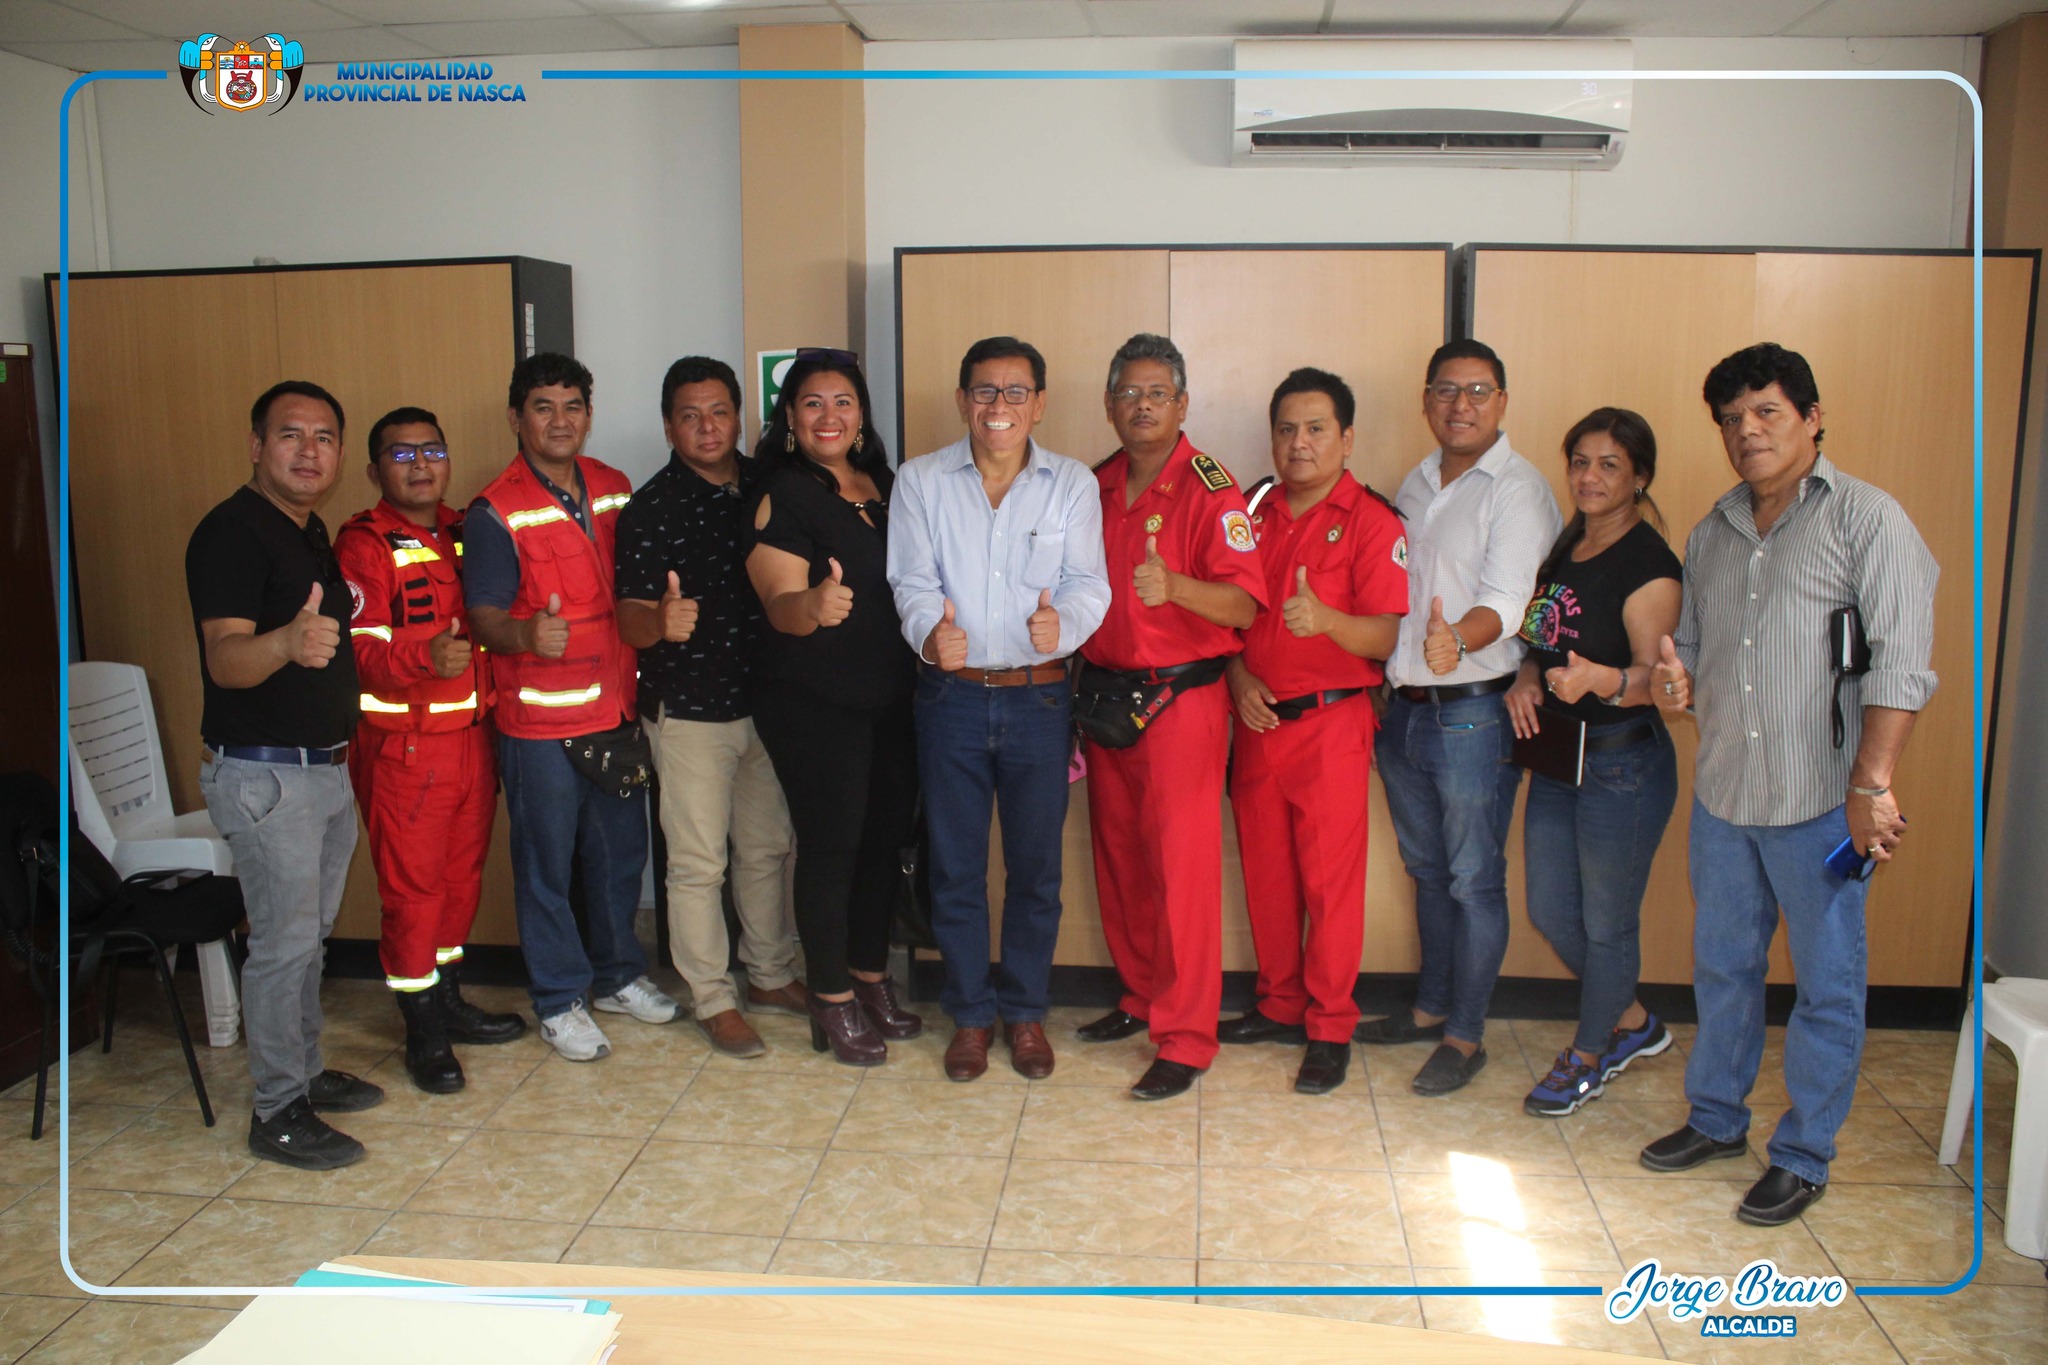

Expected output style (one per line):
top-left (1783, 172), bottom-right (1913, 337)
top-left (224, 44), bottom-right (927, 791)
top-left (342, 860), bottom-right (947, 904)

top-left (1106, 333), bottom-right (1187, 395)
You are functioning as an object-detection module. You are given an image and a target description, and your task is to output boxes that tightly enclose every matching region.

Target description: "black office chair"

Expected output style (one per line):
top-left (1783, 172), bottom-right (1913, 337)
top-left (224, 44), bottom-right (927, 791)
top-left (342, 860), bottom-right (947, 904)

top-left (0, 773), bottom-right (245, 1138)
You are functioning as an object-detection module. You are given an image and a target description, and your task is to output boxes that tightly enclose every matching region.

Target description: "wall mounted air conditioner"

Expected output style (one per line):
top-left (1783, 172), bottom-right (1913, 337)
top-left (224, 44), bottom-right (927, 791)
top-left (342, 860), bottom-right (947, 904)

top-left (1233, 39), bottom-right (1632, 170)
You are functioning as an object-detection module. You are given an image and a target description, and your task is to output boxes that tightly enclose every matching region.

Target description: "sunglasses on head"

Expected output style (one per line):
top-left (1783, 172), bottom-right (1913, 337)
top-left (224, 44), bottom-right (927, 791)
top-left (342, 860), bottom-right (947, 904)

top-left (795, 347), bottom-right (860, 369)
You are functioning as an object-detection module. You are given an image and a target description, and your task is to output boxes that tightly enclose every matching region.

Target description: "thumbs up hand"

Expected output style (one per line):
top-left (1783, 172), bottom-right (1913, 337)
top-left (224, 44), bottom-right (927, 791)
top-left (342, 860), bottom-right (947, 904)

top-left (1422, 596), bottom-right (1461, 676)
top-left (429, 616), bottom-right (472, 679)
top-left (1134, 534), bottom-right (1173, 608)
top-left (927, 598), bottom-right (969, 670)
top-left (530, 592), bottom-right (570, 659)
top-left (811, 557), bottom-right (854, 628)
top-left (1282, 565), bottom-right (1329, 639)
top-left (283, 582), bottom-right (340, 669)
top-left (1027, 587), bottom-right (1061, 655)
top-left (1651, 634), bottom-right (1691, 712)
top-left (1543, 649), bottom-right (1605, 705)
top-left (659, 569), bottom-right (700, 644)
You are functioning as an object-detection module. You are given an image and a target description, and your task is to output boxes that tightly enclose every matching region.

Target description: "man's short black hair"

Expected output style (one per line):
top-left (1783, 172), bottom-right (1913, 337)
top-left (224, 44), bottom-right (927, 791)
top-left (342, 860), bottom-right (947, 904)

top-left (1702, 342), bottom-right (1823, 445)
top-left (958, 336), bottom-right (1047, 392)
top-left (367, 406), bottom-right (444, 462)
top-left (1269, 367), bottom-right (1356, 430)
top-left (661, 356), bottom-right (742, 420)
top-left (1425, 339), bottom-right (1506, 391)
top-left (250, 380), bottom-right (344, 436)
top-left (508, 352), bottom-right (593, 411)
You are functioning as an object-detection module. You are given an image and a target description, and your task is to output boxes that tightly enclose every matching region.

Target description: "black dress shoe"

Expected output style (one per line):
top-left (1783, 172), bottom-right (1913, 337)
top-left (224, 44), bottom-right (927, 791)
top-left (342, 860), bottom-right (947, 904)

top-left (1737, 1166), bottom-right (1826, 1226)
top-left (1218, 1008), bottom-right (1309, 1046)
top-left (1639, 1124), bottom-right (1751, 1172)
top-left (1130, 1057), bottom-right (1202, 1101)
top-left (1077, 1008), bottom-right (1148, 1043)
top-left (1411, 1043), bottom-right (1487, 1096)
top-left (1353, 1013), bottom-right (1446, 1046)
top-left (1293, 1040), bottom-right (1351, 1094)
top-left (305, 1069), bottom-right (385, 1113)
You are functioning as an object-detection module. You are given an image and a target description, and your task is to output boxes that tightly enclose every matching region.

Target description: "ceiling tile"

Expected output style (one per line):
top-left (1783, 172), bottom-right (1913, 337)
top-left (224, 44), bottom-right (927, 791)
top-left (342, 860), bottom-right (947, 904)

top-left (58, 0), bottom-right (361, 41)
top-left (1782, 0), bottom-right (2028, 36)
top-left (840, 2), bottom-right (1093, 41)
top-left (611, 6), bottom-right (843, 45)
top-left (289, 26), bottom-right (449, 60)
top-left (1083, 0), bottom-right (1325, 38)
top-left (389, 16), bottom-right (652, 55)
top-left (1558, 0), bottom-right (1822, 37)
top-left (0, 38), bottom-right (180, 70)
top-left (0, 0), bottom-right (154, 43)
top-left (1324, 0), bottom-right (1573, 34)
top-left (320, 0), bottom-right (590, 23)
top-left (585, 0), bottom-right (840, 12)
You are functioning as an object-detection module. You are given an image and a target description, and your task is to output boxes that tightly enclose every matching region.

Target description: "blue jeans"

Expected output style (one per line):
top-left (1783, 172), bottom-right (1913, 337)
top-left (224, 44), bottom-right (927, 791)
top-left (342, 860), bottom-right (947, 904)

top-left (1376, 690), bottom-right (1523, 1046)
top-left (497, 733), bottom-right (650, 1020)
top-left (1685, 799), bottom-right (1869, 1185)
top-left (915, 671), bottom-right (1072, 1028)
top-left (1523, 719), bottom-right (1678, 1056)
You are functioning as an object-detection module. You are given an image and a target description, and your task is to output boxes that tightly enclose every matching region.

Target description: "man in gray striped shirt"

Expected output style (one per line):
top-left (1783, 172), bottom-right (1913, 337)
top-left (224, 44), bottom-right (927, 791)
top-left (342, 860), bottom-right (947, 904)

top-left (1642, 343), bottom-right (1937, 1228)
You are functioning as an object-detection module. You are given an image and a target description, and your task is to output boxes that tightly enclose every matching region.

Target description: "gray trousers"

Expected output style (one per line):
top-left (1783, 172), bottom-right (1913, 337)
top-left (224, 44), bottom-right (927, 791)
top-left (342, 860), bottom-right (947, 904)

top-left (199, 753), bottom-right (357, 1119)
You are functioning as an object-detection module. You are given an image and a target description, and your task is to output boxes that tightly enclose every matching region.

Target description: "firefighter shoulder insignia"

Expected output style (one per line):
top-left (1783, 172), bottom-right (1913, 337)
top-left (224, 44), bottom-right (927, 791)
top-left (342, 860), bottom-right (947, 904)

top-left (1221, 510), bottom-right (1256, 553)
top-left (1391, 534), bottom-right (1410, 569)
top-left (1191, 453), bottom-right (1234, 492)
top-left (1144, 513), bottom-right (1164, 534)
top-left (345, 578), bottom-right (365, 621)
top-left (1327, 524), bottom-right (1344, 543)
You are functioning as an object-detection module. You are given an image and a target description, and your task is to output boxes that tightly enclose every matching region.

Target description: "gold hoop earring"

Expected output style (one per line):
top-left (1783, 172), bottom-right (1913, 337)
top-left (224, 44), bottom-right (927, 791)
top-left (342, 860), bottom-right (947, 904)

top-left (784, 429), bottom-right (795, 454)
top-left (853, 431), bottom-right (865, 454)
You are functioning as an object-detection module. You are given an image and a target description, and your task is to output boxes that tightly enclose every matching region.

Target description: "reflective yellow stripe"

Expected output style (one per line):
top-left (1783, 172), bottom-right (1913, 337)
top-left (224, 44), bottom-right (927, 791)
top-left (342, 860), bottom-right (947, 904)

top-left (386, 970), bottom-right (440, 992)
top-left (359, 694), bottom-right (411, 714)
top-left (505, 506), bottom-right (570, 531)
top-left (454, 540), bottom-right (464, 556)
top-left (591, 492), bottom-right (631, 516)
top-left (517, 682), bottom-right (603, 708)
top-left (436, 947), bottom-right (464, 965)
top-left (391, 546), bottom-right (441, 566)
top-left (351, 625), bottom-right (393, 641)
top-left (426, 691), bottom-right (478, 713)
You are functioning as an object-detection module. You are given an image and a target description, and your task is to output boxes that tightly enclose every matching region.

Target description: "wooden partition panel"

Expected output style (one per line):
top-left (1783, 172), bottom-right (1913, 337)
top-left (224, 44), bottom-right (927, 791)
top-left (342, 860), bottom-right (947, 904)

top-left (1471, 247), bottom-right (2036, 989)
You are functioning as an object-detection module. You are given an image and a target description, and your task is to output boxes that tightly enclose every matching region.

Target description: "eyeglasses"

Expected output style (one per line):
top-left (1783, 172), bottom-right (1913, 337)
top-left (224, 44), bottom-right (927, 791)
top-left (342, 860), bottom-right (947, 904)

top-left (796, 347), bottom-right (860, 369)
top-left (385, 443), bottom-right (449, 463)
top-left (1111, 386), bottom-right (1180, 406)
top-left (1427, 381), bottom-right (1501, 405)
top-left (966, 384), bottom-right (1037, 406)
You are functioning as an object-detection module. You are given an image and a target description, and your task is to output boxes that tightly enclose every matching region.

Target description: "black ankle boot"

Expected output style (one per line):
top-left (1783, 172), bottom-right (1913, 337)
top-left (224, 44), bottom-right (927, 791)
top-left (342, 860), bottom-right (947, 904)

top-left (435, 961), bottom-right (527, 1044)
top-left (395, 989), bottom-right (465, 1094)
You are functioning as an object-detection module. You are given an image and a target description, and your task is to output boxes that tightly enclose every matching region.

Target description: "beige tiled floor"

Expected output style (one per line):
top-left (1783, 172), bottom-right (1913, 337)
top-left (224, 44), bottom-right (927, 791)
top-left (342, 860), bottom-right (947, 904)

top-left (0, 975), bottom-right (2041, 1363)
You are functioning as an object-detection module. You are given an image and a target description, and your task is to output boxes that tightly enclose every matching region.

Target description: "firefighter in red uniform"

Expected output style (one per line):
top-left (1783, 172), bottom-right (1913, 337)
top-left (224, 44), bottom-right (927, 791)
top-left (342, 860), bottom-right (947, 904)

top-left (1076, 333), bottom-right (1266, 1101)
top-left (336, 407), bottom-right (526, 1095)
top-left (1221, 369), bottom-right (1409, 1096)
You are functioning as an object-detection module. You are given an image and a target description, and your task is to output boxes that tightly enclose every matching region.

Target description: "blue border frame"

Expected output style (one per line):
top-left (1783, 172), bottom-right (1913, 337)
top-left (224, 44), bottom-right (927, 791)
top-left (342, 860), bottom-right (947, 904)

top-left (51, 63), bottom-right (1989, 1310)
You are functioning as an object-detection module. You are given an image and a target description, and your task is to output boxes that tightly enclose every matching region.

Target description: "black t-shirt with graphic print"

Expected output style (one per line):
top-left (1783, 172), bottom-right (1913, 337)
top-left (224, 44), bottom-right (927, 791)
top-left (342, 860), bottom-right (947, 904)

top-left (1518, 518), bottom-right (1681, 725)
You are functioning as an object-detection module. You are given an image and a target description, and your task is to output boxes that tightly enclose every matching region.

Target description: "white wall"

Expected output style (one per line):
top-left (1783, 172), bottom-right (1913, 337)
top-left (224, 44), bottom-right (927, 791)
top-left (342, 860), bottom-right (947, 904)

top-left (862, 35), bottom-right (1980, 449)
top-left (84, 47), bottom-right (745, 486)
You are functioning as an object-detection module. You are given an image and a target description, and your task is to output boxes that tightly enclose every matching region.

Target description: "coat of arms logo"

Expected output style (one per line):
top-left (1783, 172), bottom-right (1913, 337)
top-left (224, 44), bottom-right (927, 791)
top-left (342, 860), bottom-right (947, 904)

top-left (178, 34), bottom-right (306, 114)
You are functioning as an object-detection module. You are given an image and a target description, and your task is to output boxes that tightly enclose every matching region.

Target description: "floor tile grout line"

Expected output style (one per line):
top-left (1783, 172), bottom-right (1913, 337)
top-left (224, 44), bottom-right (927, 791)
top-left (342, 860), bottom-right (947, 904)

top-left (763, 1055), bottom-right (864, 1258)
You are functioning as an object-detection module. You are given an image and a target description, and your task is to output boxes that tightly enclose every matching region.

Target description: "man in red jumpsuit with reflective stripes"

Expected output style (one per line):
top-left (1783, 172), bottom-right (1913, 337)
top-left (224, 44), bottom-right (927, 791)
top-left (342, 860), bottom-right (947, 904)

top-left (1077, 333), bottom-right (1266, 1101)
top-left (1222, 368), bottom-right (1409, 1095)
top-left (337, 406), bottom-right (525, 1095)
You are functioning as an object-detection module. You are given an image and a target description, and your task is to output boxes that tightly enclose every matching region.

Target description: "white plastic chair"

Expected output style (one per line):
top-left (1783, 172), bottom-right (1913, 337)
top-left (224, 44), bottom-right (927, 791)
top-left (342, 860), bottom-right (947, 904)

top-left (66, 662), bottom-right (241, 1047)
top-left (1939, 977), bottom-right (2048, 1261)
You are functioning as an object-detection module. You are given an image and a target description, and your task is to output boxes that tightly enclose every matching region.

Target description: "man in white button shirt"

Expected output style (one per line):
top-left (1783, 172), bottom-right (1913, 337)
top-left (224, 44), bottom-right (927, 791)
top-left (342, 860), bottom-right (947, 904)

top-left (1359, 340), bottom-right (1561, 1096)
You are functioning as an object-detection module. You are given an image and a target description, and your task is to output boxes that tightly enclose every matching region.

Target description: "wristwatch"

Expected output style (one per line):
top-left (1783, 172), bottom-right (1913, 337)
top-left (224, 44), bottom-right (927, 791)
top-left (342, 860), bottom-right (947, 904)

top-left (1596, 666), bottom-right (1629, 707)
top-left (1449, 625), bottom-right (1467, 664)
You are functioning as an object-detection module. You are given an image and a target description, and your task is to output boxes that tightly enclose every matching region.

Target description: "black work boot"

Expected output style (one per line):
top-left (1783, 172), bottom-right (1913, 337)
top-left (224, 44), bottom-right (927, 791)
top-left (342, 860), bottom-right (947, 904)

top-left (435, 960), bottom-right (527, 1044)
top-left (395, 988), bottom-right (465, 1094)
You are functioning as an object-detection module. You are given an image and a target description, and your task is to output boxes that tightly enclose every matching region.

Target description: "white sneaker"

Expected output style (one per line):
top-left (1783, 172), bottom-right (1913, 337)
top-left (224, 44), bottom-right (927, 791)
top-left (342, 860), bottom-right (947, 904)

top-left (592, 976), bottom-right (680, 1026)
top-left (539, 1003), bottom-right (612, 1062)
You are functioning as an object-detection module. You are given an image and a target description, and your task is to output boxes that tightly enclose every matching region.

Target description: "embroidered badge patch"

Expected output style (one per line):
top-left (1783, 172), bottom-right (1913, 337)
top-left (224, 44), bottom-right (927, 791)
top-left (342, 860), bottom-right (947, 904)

top-left (1221, 510), bottom-right (1255, 552)
top-left (1191, 452), bottom-right (1233, 492)
top-left (346, 578), bottom-right (365, 620)
top-left (1144, 514), bottom-right (1164, 534)
top-left (1391, 535), bottom-right (1409, 569)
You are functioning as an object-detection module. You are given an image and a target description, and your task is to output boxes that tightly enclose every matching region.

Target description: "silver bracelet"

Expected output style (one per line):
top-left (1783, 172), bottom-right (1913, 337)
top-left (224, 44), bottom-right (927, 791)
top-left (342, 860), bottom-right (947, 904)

top-left (1848, 783), bottom-right (1889, 798)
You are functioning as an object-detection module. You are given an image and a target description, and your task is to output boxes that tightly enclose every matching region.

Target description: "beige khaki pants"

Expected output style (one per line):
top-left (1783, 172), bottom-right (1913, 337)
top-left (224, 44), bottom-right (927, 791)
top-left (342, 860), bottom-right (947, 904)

top-left (645, 710), bottom-right (799, 1018)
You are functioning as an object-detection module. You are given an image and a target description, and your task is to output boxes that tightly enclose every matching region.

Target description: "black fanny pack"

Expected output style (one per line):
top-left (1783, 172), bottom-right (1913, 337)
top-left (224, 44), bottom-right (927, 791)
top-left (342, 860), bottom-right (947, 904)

top-left (562, 722), bottom-right (654, 798)
top-left (1072, 657), bottom-right (1229, 750)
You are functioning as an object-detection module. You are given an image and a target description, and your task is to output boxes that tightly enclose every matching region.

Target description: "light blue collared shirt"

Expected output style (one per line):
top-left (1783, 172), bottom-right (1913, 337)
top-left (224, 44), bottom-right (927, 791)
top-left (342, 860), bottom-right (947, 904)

top-left (887, 436), bottom-right (1110, 669)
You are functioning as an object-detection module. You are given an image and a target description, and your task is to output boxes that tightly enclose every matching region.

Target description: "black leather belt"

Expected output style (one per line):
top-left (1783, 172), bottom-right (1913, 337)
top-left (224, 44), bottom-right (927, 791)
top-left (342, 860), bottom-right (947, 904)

top-left (1395, 675), bottom-right (1515, 704)
top-left (206, 742), bottom-right (349, 766)
top-left (1583, 714), bottom-right (1661, 754)
top-left (1269, 688), bottom-right (1365, 722)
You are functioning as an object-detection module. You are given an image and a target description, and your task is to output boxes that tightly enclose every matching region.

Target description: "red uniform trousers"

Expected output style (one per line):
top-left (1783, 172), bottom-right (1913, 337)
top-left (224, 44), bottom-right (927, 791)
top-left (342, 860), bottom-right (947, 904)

top-left (350, 723), bottom-right (496, 987)
top-left (1085, 681), bottom-right (1230, 1069)
top-left (1228, 694), bottom-right (1374, 1043)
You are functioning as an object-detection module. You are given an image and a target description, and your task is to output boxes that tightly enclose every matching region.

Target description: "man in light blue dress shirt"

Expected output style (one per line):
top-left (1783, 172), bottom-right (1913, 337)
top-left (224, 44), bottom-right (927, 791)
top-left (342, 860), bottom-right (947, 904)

top-left (888, 336), bottom-right (1112, 1082)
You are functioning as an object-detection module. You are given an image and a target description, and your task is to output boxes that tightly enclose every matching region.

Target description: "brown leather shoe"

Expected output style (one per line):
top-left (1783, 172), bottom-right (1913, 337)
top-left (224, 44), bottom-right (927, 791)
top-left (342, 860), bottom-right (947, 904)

top-left (1003, 1021), bottom-right (1055, 1079)
top-left (697, 1009), bottom-right (766, 1059)
top-left (944, 1027), bottom-right (992, 1082)
top-left (850, 976), bottom-right (923, 1039)
top-left (745, 980), bottom-right (809, 1018)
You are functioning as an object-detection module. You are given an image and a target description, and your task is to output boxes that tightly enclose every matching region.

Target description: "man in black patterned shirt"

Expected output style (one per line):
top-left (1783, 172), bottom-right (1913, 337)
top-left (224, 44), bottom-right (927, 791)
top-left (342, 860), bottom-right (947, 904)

top-left (616, 357), bottom-right (803, 1058)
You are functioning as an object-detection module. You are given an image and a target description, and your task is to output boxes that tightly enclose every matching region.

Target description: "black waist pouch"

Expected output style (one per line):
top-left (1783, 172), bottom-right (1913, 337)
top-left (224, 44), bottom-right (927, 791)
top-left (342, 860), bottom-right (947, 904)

top-left (563, 722), bottom-right (655, 797)
top-left (1072, 657), bottom-right (1228, 750)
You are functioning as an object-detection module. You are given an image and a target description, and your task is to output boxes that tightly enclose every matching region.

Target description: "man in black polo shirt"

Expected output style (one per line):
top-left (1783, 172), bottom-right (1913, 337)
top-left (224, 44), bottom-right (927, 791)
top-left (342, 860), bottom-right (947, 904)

top-left (186, 380), bottom-right (384, 1170)
top-left (615, 357), bottom-right (802, 1058)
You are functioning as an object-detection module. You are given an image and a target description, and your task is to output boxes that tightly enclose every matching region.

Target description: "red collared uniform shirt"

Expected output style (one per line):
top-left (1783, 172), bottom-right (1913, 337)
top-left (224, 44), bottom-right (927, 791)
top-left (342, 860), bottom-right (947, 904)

top-left (1239, 476), bottom-right (1409, 698)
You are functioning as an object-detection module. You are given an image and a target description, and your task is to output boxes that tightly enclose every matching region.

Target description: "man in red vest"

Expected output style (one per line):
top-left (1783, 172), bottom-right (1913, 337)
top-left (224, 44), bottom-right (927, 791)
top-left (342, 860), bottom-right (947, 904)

top-left (466, 354), bottom-right (677, 1062)
top-left (337, 407), bottom-right (527, 1093)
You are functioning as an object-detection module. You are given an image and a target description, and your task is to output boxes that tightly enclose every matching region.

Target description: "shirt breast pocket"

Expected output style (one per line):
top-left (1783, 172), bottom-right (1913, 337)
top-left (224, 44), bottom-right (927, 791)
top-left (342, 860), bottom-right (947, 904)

top-left (1024, 531), bottom-right (1065, 589)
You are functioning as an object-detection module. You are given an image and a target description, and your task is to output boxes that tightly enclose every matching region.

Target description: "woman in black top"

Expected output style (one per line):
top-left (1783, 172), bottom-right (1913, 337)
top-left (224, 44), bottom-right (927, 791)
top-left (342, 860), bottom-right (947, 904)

top-left (1506, 408), bottom-right (1682, 1118)
top-left (745, 349), bottom-right (921, 1066)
